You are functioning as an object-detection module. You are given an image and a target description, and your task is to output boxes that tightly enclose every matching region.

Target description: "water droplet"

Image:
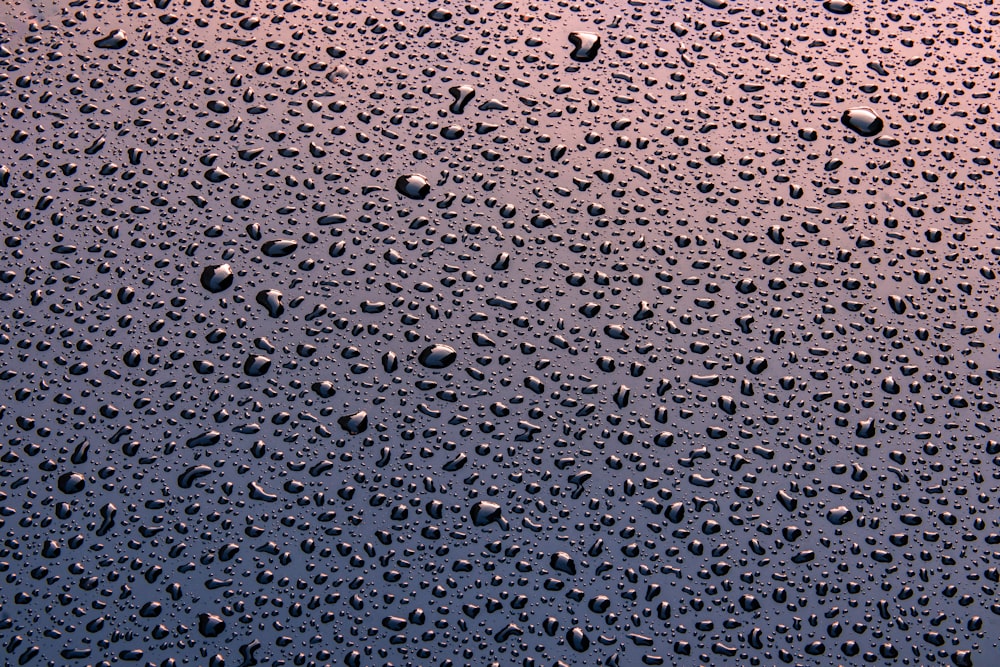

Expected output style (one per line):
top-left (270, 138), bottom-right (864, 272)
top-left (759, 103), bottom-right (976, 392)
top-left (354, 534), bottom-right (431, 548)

top-left (260, 238), bottom-right (298, 258)
top-left (470, 501), bottom-right (503, 527)
top-left (243, 354), bottom-right (271, 377)
top-left (197, 613), bottom-right (226, 638)
top-left (568, 31), bottom-right (601, 62)
top-left (823, 0), bottom-right (853, 14)
top-left (95, 30), bottom-right (127, 49)
top-left (567, 627), bottom-right (591, 652)
top-left (338, 411), bottom-right (368, 435)
top-left (200, 264), bottom-right (234, 293)
top-left (57, 473), bottom-right (85, 494)
top-left (418, 344), bottom-right (457, 369)
top-left (841, 107), bottom-right (884, 136)
top-left (395, 173), bottom-right (431, 199)
top-left (448, 85), bottom-right (476, 114)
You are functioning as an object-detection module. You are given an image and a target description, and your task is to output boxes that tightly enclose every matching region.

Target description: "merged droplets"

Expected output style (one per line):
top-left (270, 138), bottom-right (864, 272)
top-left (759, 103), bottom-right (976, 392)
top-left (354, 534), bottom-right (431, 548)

top-left (827, 506), bottom-right (854, 525)
top-left (197, 613), bottom-right (226, 638)
top-left (568, 31), bottom-right (601, 62)
top-left (470, 500), bottom-right (504, 527)
top-left (448, 85), bottom-right (476, 114)
top-left (94, 29), bottom-right (127, 49)
top-left (255, 289), bottom-right (284, 318)
top-left (338, 410), bottom-right (368, 435)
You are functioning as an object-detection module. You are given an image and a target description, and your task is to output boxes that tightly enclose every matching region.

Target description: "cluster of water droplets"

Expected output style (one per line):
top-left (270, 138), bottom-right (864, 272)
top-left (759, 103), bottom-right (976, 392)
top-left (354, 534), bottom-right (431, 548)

top-left (0, 0), bottom-right (999, 666)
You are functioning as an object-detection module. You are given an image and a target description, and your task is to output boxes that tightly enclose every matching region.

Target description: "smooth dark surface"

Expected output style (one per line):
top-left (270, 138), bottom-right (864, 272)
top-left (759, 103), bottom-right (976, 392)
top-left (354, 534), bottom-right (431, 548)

top-left (1, 1), bottom-right (999, 666)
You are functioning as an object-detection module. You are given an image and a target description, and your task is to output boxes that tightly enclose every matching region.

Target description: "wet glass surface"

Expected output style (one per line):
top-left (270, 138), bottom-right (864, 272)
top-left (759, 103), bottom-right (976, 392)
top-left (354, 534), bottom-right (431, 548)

top-left (1, 1), bottom-right (999, 665)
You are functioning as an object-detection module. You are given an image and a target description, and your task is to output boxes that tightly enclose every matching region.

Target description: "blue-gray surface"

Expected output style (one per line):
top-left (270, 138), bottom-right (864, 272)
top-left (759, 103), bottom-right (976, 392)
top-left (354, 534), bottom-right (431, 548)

top-left (0, 1), bottom-right (999, 666)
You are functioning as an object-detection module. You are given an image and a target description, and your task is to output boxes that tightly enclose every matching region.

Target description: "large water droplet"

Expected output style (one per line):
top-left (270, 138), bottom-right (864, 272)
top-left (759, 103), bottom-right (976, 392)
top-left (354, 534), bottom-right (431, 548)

top-left (338, 411), bottom-right (369, 435)
top-left (395, 173), bottom-right (431, 199)
top-left (448, 85), bottom-right (476, 114)
top-left (95, 30), bottom-right (127, 49)
top-left (418, 344), bottom-right (457, 369)
top-left (197, 613), bottom-right (226, 638)
top-left (243, 354), bottom-right (271, 377)
top-left (256, 289), bottom-right (285, 318)
top-left (568, 31), bottom-right (601, 62)
top-left (823, 0), bottom-right (853, 14)
top-left (200, 264), bottom-right (234, 293)
top-left (260, 239), bottom-right (298, 258)
top-left (841, 107), bottom-right (884, 136)
top-left (470, 501), bottom-right (503, 527)
top-left (567, 627), bottom-right (591, 652)
top-left (57, 472), bottom-right (86, 494)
